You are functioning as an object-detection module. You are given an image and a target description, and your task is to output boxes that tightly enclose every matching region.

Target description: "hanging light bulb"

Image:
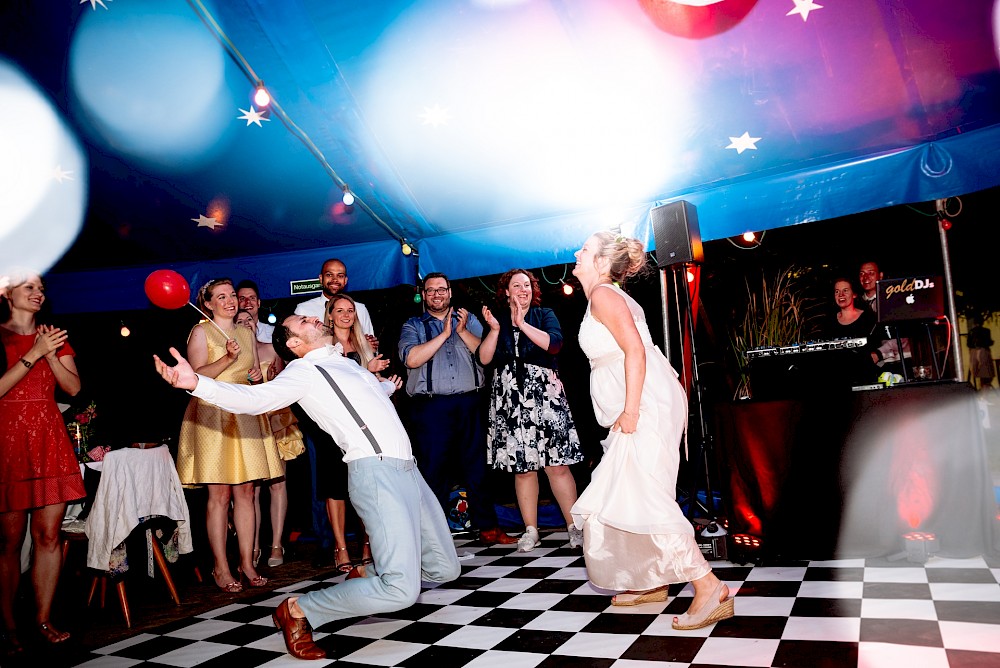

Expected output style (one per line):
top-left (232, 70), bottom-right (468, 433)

top-left (401, 241), bottom-right (413, 256)
top-left (561, 281), bottom-right (574, 296)
top-left (120, 322), bottom-right (131, 337)
top-left (267, 312), bottom-right (277, 324)
top-left (254, 82), bottom-right (270, 108)
top-left (742, 231), bottom-right (756, 243)
top-left (342, 186), bottom-right (355, 206)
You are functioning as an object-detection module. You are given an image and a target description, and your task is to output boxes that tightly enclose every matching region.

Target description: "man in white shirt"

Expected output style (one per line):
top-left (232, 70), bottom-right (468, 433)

top-left (153, 315), bottom-right (460, 660)
top-left (236, 279), bottom-right (275, 343)
top-left (858, 260), bottom-right (882, 313)
top-left (294, 258), bottom-right (375, 345)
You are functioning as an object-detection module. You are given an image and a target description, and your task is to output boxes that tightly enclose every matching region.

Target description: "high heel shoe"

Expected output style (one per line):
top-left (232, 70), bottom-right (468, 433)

top-left (211, 569), bottom-right (243, 593)
top-left (268, 545), bottom-right (285, 568)
top-left (611, 585), bottom-right (669, 607)
top-left (360, 541), bottom-right (374, 566)
top-left (672, 580), bottom-right (734, 630)
top-left (334, 546), bottom-right (353, 573)
top-left (237, 567), bottom-right (269, 588)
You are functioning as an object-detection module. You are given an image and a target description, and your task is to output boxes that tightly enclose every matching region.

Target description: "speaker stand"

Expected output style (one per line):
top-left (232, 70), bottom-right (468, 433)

top-left (663, 264), bottom-right (718, 522)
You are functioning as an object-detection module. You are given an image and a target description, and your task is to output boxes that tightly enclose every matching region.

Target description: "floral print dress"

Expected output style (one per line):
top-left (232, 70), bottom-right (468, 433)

top-left (487, 330), bottom-right (583, 473)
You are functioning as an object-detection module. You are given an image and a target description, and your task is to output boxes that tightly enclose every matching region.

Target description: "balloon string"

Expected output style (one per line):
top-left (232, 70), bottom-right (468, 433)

top-left (186, 302), bottom-right (231, 340)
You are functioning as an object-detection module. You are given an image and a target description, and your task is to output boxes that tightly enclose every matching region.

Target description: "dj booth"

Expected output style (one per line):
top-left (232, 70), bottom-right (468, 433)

top-left (716, 275), bottom-right (999, 561)
top-left (715, 381), bottom-right (999, 561)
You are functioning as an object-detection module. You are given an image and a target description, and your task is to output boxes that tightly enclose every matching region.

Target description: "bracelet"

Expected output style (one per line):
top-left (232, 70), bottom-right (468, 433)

top-left (19, 357), bottom-right (32, 369)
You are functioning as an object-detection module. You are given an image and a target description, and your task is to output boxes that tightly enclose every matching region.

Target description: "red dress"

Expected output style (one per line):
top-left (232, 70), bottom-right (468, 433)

top-left (0, 328), bottom-right (86, 512)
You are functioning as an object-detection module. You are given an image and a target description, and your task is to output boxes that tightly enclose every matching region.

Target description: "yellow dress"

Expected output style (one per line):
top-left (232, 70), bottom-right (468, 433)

top-left (261, 360), bottom-right (305, 462)
top-left (176, 322), bottom-right (283, 485)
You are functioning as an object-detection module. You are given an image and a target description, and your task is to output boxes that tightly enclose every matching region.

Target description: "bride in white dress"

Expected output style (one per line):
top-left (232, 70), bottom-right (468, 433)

top-left (569, 231), bottom-right (734, 630)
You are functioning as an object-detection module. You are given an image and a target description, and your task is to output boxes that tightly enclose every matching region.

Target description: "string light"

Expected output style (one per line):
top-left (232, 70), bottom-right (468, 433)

top-left (561, 280), bottom-right (574, 296)
top-left (342, 186), bottom-right (355, 206)
top-left (401, 241), bottom-right (414, 256)
top-left (726, 229), bottom-right (765, 249)
top-left (253, 82), bottom-right (270, 108)
top-left (267, 312), bottom-right (277, 324)
top-left (119, 321), bottom-right (130, 337)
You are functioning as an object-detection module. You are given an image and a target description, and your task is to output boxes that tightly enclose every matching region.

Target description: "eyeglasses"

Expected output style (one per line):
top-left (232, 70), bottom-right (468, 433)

top-left (424, 287), bottom-right (450, 295)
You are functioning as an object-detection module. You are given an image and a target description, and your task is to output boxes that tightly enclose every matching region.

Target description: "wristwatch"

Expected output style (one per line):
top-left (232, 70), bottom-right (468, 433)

top-left (19, 357), bottom-right (33, 369)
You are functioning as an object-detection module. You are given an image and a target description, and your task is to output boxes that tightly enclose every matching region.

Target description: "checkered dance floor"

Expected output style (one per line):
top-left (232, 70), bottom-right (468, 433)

top-left (71, 531), bottom-right (1000, 667)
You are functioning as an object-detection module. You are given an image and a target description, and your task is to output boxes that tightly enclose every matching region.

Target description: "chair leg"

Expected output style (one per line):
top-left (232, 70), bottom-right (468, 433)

top-left (99, 577), bottom-right (107, 608)
top-left (150, 538), bottom-right (181, 606)
top-left (192, 565), bottom-right (203, 583)
top-left (87, 575), bottom-right (99, 606)
top-left (115, 580), bottom-right (131, 628)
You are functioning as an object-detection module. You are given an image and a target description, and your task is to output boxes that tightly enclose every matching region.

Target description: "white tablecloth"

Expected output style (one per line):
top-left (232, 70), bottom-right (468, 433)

top-left (85, 446), bottom-right (193, 570)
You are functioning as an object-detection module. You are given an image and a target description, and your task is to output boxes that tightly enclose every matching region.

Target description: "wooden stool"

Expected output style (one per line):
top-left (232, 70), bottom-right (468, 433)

top-left (61, 526), bottom-right (191, 629)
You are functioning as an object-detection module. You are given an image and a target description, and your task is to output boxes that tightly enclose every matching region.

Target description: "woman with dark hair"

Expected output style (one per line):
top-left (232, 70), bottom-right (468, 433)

top-left (0, 271), bottom-right (85, 652)
top-left (478, 269), bottom-right (583, 552)
top-left (826, 276), bottom-right (876, 339)
top-left (569, 232), bottom-right (733, 629)
top-left (176, 279), bottom-right (282, 593)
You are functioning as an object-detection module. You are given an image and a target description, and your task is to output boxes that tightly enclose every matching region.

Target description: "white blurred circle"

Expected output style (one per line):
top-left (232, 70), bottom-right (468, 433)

top-left (69, 1), bottom-right (228, 170)
top-left (0, 60), bottom-right (87, 275)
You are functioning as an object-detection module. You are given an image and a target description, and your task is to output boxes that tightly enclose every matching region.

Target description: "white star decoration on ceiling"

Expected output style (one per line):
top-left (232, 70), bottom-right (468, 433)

top-left (192, 214), bottom-right (222, 230)
top-left (237, 106), bottom-right (270, 127)
top-left (80, 0), bottom-right (111, 10)
top-left (420, 104), bottom-right (452, 127)
top-left (787, 0), bottom-right (823, 22)
top-left (726, 132), bottom-right (762, 154)
top-left (52, 165), bottom-right (74, 183)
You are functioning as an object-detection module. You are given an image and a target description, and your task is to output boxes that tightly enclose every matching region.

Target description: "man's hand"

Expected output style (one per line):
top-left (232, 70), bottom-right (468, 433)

top-left (153, 347), bottom-right (199, 391)
top-left (441, 307), bottom-right (454, 338)
top-left (454, 307), bottom-right (469, 334)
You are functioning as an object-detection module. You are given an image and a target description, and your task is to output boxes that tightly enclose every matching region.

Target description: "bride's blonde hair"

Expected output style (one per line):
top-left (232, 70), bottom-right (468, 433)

top-left (591, 231), bottom-right (649, 284)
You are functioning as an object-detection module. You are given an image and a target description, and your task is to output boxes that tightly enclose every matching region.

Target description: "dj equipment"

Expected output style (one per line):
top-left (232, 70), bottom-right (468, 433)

top-left (746, 337), bottom-right (868, 359)
top-left (651, 200), bottom-right (703, 268)
top-left (876, 276), bottom-right (944, 323)
top-left (747, 337), bottom-right (873, 400)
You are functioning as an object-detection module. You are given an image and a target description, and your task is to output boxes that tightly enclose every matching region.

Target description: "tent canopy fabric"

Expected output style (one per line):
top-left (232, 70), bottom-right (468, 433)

top-left (2, 0), bottom-right (998, 313)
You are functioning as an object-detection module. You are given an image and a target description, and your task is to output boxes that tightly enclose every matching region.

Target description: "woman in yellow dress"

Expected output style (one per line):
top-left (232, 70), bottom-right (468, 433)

top-left (176, 279), bottom-right (282, 592)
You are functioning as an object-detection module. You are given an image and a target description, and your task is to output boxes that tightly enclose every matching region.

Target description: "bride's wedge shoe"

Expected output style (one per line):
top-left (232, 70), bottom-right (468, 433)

top-left (611, 585), bottom-right (669, 607)
top-left (671, 580), bottom-right (734, 630)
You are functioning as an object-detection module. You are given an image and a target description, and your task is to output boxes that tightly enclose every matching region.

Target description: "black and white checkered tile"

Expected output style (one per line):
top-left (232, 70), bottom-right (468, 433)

top-left (71, 532), bottom-right (1000, 667)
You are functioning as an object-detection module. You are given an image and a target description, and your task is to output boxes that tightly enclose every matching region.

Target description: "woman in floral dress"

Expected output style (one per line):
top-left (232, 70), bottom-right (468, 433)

top-left (478, 269), bottom-right (583, 552)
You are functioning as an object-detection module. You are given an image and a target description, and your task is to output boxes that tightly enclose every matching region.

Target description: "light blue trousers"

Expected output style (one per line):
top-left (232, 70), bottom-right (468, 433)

top-left (296, 456), bottom-right (461, 628)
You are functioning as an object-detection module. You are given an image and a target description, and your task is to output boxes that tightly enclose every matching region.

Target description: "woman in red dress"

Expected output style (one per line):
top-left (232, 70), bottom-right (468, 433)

top-left (0, 272), bottom-right (85, 654)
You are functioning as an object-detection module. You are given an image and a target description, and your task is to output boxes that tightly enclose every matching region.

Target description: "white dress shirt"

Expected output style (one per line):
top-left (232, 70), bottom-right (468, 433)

top-left (295, 295), bottom-right (374, 336)
top-left (256, 321), bottom-right (275, 343)
top-left (191, 344), bottom-right (408, 463)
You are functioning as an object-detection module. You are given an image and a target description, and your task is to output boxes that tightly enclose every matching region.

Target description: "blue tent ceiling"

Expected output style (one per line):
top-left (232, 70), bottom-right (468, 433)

top-left (2, 0), bottom-right (999, 313)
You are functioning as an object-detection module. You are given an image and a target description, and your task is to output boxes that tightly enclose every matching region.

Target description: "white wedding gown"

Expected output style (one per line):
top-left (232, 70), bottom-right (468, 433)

top-left (571, 284), bottom-right (710, 590)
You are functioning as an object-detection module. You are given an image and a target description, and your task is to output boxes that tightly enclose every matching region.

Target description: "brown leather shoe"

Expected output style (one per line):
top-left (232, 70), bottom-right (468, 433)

top-left (479, 527), bottom-right (519, 545)
top-left (272, 598), bottom-right (326, 660)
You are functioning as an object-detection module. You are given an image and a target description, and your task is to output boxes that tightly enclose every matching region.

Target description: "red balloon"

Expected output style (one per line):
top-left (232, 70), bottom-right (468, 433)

top-left (144, 269), bottom-right (191, 309)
